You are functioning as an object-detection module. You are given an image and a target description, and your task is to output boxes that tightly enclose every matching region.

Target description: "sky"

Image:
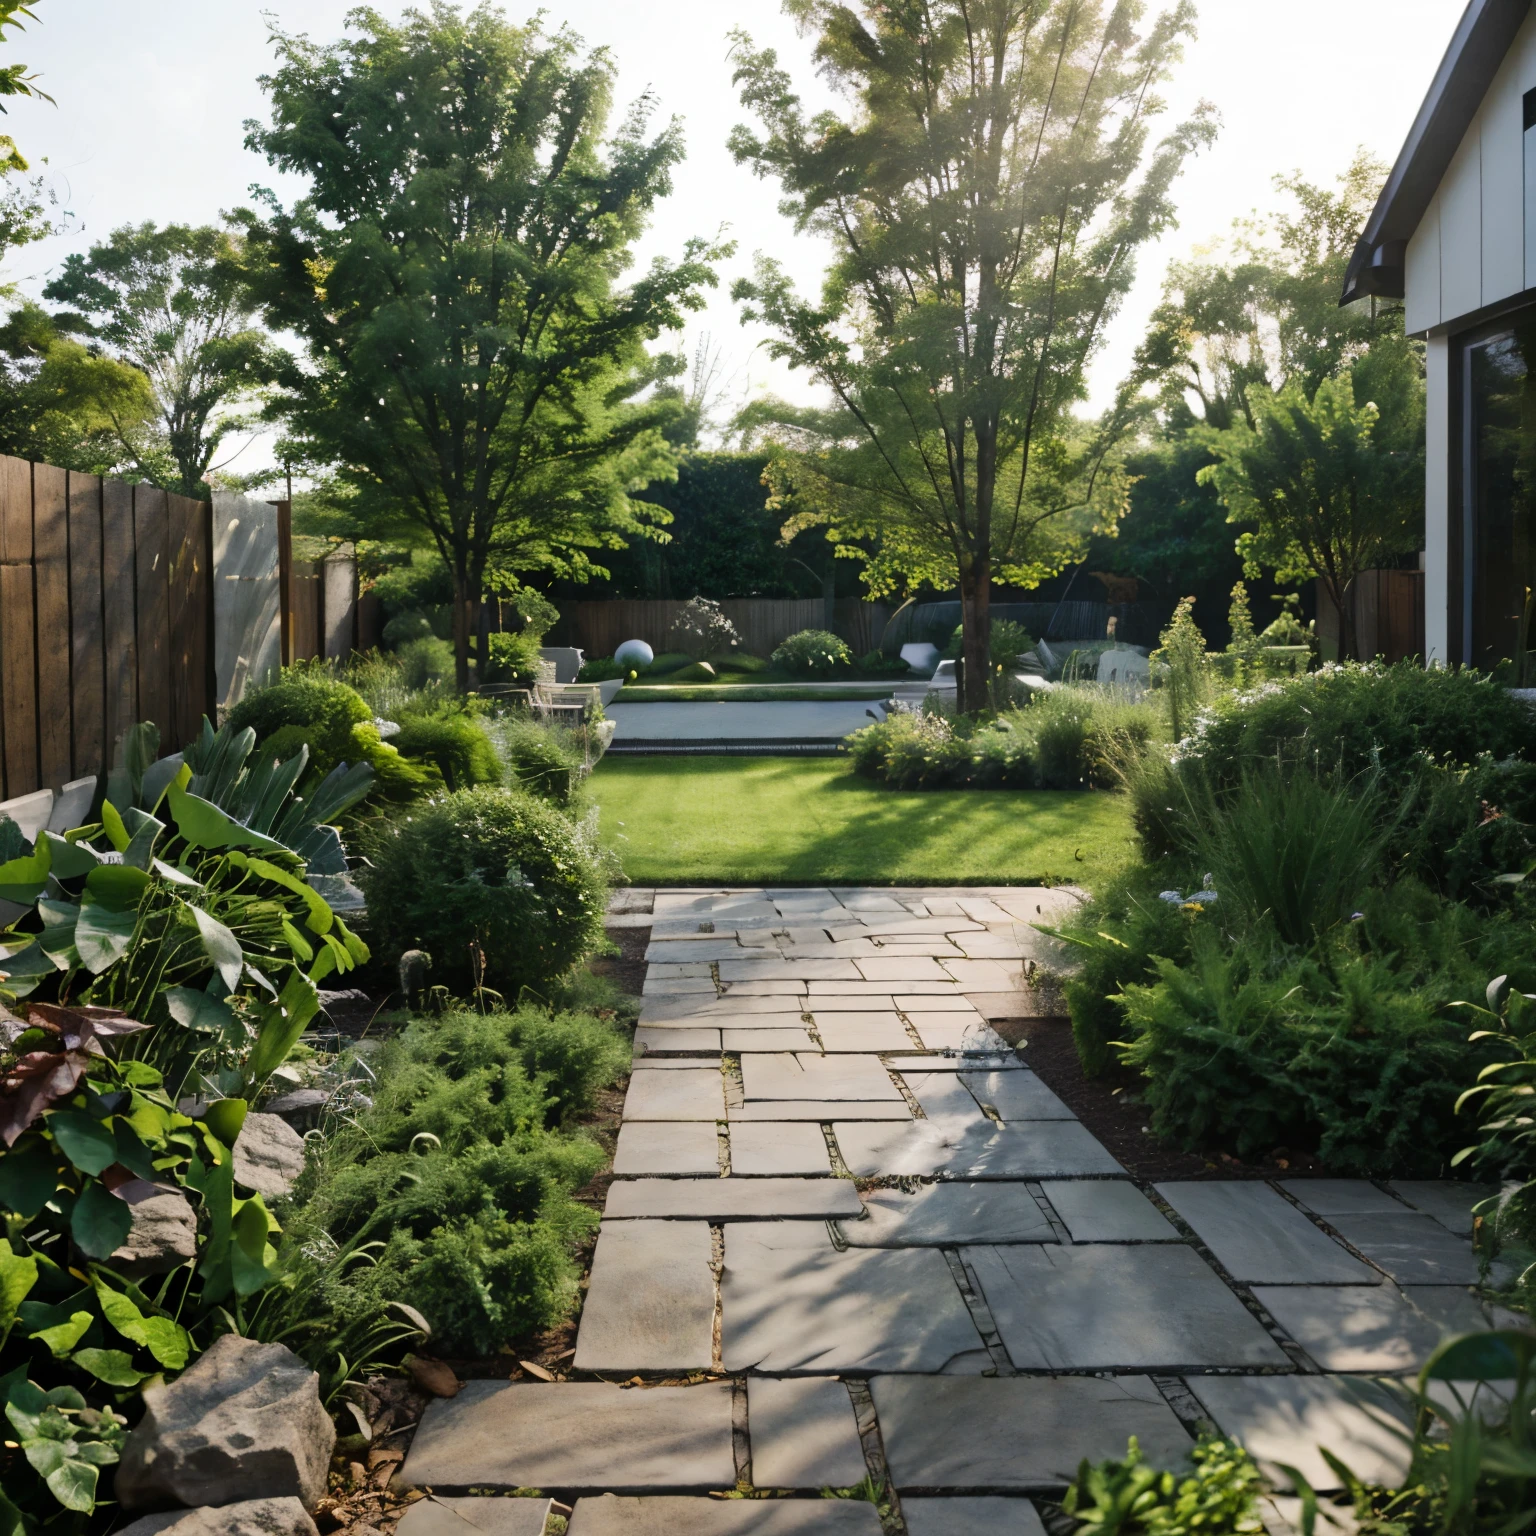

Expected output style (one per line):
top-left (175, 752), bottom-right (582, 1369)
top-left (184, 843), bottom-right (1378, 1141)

top-left (3, 0), bottom-right (1471, 476)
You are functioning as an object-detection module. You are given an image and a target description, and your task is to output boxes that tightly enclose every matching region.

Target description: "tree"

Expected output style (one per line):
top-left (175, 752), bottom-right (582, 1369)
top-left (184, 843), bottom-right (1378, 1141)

top-left (44, 224), bottom-right (278, 497)
top-left (233, 2), bottom-right (723, 689)
top-left (1197, 375), bottom-right (1422, 661)
top-left (728, 0), bottom-right (1213, 710)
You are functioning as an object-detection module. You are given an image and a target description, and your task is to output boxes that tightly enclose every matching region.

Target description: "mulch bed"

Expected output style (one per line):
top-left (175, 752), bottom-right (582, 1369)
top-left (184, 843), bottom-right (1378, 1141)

top-left (997, 1015), bottom-right (1326, 1183)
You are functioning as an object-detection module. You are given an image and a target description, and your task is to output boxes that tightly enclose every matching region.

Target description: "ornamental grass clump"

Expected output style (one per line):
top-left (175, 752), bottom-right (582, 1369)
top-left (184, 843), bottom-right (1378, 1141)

top-left (773, 629), bottom-right (853, 678)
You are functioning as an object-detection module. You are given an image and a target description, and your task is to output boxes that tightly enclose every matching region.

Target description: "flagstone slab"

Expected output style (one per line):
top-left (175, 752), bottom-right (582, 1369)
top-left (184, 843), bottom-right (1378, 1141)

top-left (897, 1072), bottom-right (990, 1128)
top-left (872, 1375), bottom-right (1191, 1490)
top-left (1188, 1376), bottom-right (1411, 1491)
top-left (569, 1497), bottom-right (883, 1534)
top-left (1253, 1283), bottom-right (1492, 1373)
top-left (948, 934), bottom-right (1033, 959)
top-left (1039, 1181), bottom-right (1179, 1242)
top-left (837, 1182), bottom-right (1055, 1247)
top-left (624, 1070), bottom-right (727, 1122)
top-left (1155, 1182), bottom-right (1378, 1284)
top-left (644, 996), bottom-right (806, 1020)
top-left (902, 1499), bottom-right (1048, 1536)
top-left (633, 1057), bottom-right (724, 1070)
top-left (966, 1243), bottom-right (1289, 1369)
top-left (729, 1122), bottom-right (833, 1176)
top-left (727, 980), bottom-right (810, 996)
top-left (855, 957), bottom-right (952, 982)
top-left (747, 1377), bottom-right (867, 1489)
top-left (728, 1100), bottom-right (912, 1121)
top-left (635, 1028), bottom-right (722, 1055)
top-left (741, 1053), bottom-right (902, 1102)
top-left (400, 1382), bottom-right (736, 1492)
top-left (812, 1019), bottom-right (917, 1052)
top-left (720, 958), bottom-right (862, 981)
top-left (614, 1122), bottom-right (722, 1176)
top-left (782, 940), bottom-right (879, 959)
top-left (908, 1019), bottom-right (1010, 1053)
top-left (722, 1221), bottom-right (986, 1375)
top-left (1279, 1181), bottom-right (1405, 1217)
top-left (647, 942), bottom-right (762, 964)
top-left (960, 1070), bottom-right (1073, 1121)
top-left (395, 1497), bottom-right (552, 1535)
top-left (644, 978), bottom-right (718, 997)
top-left (574, 1220), bottom-right (715, 1373)
top-left (606, 1178), bottom-right (861, 1220)
top-left (795, 993), bottom-right (900, 1011)
top-left (1387, 1181), bottom-right (1497, 1237)
top-left (835, 1120), bottom-right (1123, 1179)
top-left (814, 980), bottom-right (958, 996)
top-left (894, 993), bottom-right (980, 1012)
top-left (885, 1054), bottom-right (1021, 1073)
top-left (1321, 1211), bottom-right (1480, 1284)
top-left (723, 1029), bottom-right (818, 1053)
top-left (940, 959), bottom-right (1025, 990)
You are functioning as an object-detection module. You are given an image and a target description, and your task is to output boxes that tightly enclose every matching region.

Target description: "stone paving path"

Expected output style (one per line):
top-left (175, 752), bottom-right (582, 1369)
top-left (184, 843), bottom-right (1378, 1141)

top-left (400, 887), bottom-right (1508, 1535)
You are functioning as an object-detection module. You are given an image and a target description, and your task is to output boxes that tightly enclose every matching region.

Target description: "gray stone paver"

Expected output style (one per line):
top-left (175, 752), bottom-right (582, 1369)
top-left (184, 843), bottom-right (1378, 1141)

top-left (574, 1220), bottom-right (714, 1373)
top-left (1157, 1181), bottom-right (1379, 1284)
top-left (902, 1499), bottom-right (1048, 1536)
top-left (746, 1377), bottom-right (867, 1488)
top-left (528, 887), bottom-right (1496, 1511)
top-left (402, 1382), bottom-right (735, 1492)
top-left (1040, 1180), bottom-right (1179, 1241)
top-left (396, 1497), bottom-right (552, 1535)
top-left (722, 1221), bottom-right (988, 1375)
top-left (613, 1121), bottom-right (721, 1175)
top-left (729, 1121), bottom-right (833, 1176)
top-left (967, 1243), bottom-right (1289, 1370)
top-left (837, 1181), bottom-right (1056, 1246)
top-left (606, 1177), bottom-right (861, 1220)
top-left (872, 1375), bottom-right (1192, 1489)
top-left (568, 1498), bottom-right (883, 1534)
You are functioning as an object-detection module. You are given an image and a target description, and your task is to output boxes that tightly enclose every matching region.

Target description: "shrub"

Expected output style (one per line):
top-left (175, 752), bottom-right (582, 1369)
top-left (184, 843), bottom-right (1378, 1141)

top-left (1117, 884), bottom-right (1509, 1174)
top-left (858, 649), bottom-right (911, 677)
top-left (715, 652), bottom-right (770, 674)
top-left (577, 655), bottom-right (628, 682)
top-left (1151, 596), bottom-right (1214, 742)
top-left (1027, 688), bottom-right (1158, 790)
top-left (773, 629), bottom-right (853, 677)
top-left (226, 668), bottom-right (371, 772)
top-left (489, 715), bottom-right (583, 806)
top-left (483, 630), bottom-right (544, 688)
top-left (361, 786), bottom-right (608, 995)
top-left (670, 596), bottom-right (740, 659)
top-left (1064, 1435), bottom-right (1264, 1536)
top-left (393, 713), bottom-right (503, 791)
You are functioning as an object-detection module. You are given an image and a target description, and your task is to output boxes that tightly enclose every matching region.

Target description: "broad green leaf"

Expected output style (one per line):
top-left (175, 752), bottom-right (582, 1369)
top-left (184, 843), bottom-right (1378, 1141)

top-left (94, 1282), bottom-right (189, 1370)
top-left (0, 939), bottom-right (64, 997)
top-left (111, 1121), bottom-right (157, 1182)
top-left (245, 855), bottom-right (333, 934)
top-left (0, 1484), bottom-right (27, 1536)
top-left (69, 1182), bottom-right (132, 1260)
top-left (0, 1140), bottom-right (58, 1218)
top-left (192, 906), bottom-right (244, 996)
top-left (37, 897), bottom-right (80, 967)
top-left (1422, 1329), bottom-right (1534, 1383)
top-left (203, 1099), bottom-right (248, 1147)
top-left (151, 857), bottom-right (201, 887)
top-left (75, 895), bottom-right (137, 974)
top-left (162, 985), bottom-right (234, 1036)
top-left (31, 1310), bottom-right (92, 1358)
top-left (33, 1444), bottom-right (98, 1513)
top-left (332, 915), bottom-right (370, 965)
top-left (280, 918), bottom-right (314, 963)
top-left (46, 1112), bottom-right (117, 1176)
top-left (121, 810), bottom-right (165, 871)
top-left (0, 837), bottom-right (49, 903)
top-left (100, 800), bottom-right (131, 853)
top-left (69, 1347), bottom-right (145, 1387)
top-left (0, 1240), bottom-right (38, 1336)
top-left (39, 831), bottom-right (98, 880)
top-left (83, 864), bottom-right (150, 910)
top-left (4, 1376), bottom-right (47, 1437)
top-left (139, 752), bottom-right (186, 815)
top-left (309, 943), bottom-right (339, 985)
top-left (167, 781), bottom-right (286, 856)
top-left (245, 968), bottom-right (321, 1085)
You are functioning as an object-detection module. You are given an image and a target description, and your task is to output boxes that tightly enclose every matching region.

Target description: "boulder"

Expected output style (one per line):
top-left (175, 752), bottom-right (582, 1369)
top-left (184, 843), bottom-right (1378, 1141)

top-left (117, 1499), bottom-right (319, 1536)
top-left (110, 1182), bottom-right (198, 1277)
top-left (262, 1088), bottom-right (331, 1131)
top-left (232, 1113), bottom-right (308, 1200)
top-left (116, 1335), bottom-right (335, 1512)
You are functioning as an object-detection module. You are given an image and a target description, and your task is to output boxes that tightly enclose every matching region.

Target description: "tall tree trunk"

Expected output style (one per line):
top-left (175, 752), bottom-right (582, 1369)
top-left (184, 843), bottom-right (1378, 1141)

top-left (958, 555), bottom-right (992, 714)
top-left (451, 563), bottom-right (479, 693)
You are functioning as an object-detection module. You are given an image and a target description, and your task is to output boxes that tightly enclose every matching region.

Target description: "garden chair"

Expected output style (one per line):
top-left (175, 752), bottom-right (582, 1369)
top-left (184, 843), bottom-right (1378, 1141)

top-left (533, 682), bottom-right (602, 728)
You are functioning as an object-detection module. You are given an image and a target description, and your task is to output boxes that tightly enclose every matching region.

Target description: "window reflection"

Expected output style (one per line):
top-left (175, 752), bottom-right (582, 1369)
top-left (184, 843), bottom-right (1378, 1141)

top-left (1468, 324), bottom-right (1536, 677)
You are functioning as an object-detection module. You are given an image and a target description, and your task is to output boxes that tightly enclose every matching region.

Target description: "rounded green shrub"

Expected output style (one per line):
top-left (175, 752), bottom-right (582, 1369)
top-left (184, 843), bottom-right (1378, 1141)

top-left (393, 714), bottom-right (503, 791)
top-left (483, 630), bottom-right (544, 688)
top-left (361, 786), bottom-right (607, 995)
top-left (772, 629), bottom-right (853, 677)
top-left (576, 655), bottom-right (627, 682)
top-left (494, 716), bottom-right (583, 806)
top-left (226, 670), bottom-right (371, 774)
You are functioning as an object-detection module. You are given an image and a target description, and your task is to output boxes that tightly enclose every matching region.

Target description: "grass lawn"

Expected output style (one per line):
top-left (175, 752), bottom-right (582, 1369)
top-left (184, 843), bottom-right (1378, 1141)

top-left (589, 755), bottom-right (1135, 887)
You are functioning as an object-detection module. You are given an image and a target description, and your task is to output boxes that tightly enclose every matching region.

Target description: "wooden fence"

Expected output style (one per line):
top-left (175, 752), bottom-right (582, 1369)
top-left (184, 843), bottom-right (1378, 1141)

top-left (0, 457), bottom-right (213, 802)
top-left (1315, 570), bottom-right (1425, 663)
top-left (552, 598), bottom-right (892, 659)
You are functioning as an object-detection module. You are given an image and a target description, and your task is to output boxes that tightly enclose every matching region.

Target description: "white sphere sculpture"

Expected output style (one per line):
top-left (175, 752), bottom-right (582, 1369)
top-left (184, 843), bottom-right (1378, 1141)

top-left (615, 638), bottom-right (654, 669)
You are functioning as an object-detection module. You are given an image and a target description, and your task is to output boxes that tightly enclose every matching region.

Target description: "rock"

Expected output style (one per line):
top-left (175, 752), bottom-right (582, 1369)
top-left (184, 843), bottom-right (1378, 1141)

top-left (407, 1356), bottom-right (462, 1398)
top-left (262, 1088), bottom-right (331, 1130)
top-left (116, 1499), bottom-right (318, 1536)
top-left (232, 1113), bottom-right (308, 1200)
top-left (110, 1182), bottom-right (198, 1277)
top-left (116, 1334), bottom-right (335, 1512)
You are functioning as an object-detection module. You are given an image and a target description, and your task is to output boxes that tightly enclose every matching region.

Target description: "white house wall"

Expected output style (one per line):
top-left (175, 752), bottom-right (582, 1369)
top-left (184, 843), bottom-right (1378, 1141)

top-left (1406, 7), bottom-right (1536, 333)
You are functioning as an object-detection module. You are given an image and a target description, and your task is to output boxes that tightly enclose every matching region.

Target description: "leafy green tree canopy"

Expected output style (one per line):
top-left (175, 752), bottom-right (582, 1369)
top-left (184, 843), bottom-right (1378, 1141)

top-left (45, 223), bottom-right (278, 497)
top-left (233, 1), bottom-right (724, 687)
top-left (729, 0), bottom-right (1213, 709)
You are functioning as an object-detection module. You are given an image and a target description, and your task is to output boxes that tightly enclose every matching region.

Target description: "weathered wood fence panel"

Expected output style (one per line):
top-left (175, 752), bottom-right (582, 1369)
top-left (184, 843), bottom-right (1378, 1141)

top-left (1316, 570), bottom-right (1425, 663)
top-left (0, 456), bottom-right (217, 802)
